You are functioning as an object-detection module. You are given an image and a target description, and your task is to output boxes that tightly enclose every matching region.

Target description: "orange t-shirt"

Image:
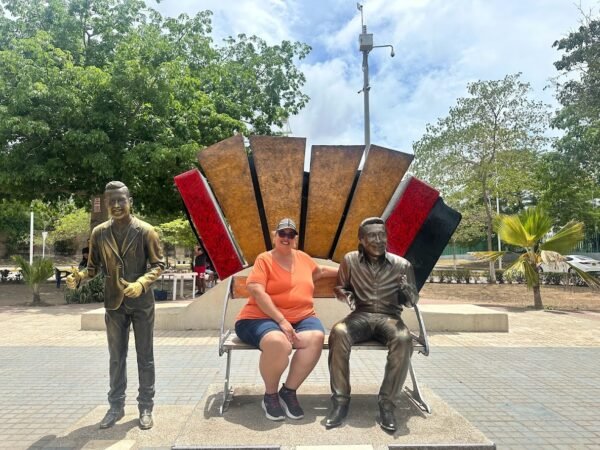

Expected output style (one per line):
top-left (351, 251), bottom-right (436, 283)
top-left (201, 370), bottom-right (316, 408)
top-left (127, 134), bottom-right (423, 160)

top-left (236, 250), bottom-right (318, 323)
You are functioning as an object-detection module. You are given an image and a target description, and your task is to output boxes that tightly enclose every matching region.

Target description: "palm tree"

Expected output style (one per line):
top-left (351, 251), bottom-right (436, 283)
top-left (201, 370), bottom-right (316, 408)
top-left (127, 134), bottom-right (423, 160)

top-left (13, 256), bottom-right (55, 305)
top-left (471, 206), bottom-right (599, 309)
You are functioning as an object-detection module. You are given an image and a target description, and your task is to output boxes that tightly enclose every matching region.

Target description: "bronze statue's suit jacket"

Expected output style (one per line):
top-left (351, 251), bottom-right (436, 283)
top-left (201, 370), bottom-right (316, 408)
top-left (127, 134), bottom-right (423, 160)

top-left (87, 217), bottom-right (165, 310)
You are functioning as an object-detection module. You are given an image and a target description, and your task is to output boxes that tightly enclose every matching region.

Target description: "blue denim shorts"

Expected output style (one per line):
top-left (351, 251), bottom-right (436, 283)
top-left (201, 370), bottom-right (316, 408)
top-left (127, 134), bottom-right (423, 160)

top-left (235, 316), bottom-right (325, 349)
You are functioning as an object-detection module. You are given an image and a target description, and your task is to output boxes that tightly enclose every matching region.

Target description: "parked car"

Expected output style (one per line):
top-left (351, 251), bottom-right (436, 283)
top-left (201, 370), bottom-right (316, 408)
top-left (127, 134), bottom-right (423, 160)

top-left (539, 254), bottom-right (600, 274)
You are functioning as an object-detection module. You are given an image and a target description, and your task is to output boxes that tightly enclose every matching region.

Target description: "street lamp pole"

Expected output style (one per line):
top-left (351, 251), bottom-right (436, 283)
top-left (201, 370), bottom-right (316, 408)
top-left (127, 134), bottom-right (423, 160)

top-left (29, 210), bottom-right (34, 265)
top-left (496, 195), bottom-right (502, 269)
top-left (361, 32), bottom-right (371, 153)
top-left (357, 3), bottom-right (394, 159)
top-left (42, 231), bottom-right (48, 259)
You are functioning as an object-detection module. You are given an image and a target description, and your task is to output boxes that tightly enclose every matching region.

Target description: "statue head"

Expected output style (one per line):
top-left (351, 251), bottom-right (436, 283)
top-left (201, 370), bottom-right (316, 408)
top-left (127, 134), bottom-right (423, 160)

top-left (104, 181), bottom-right (132, 221)
top-left (358, 217), bottom-right (387, 259)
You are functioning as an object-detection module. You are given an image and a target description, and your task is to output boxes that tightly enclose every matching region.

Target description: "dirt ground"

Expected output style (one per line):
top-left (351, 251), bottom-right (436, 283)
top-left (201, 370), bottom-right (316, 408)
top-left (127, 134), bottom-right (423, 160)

top-left (1, 279), bottom-right (598, 311)
top-left (420, 282), bottom-right (599, 311)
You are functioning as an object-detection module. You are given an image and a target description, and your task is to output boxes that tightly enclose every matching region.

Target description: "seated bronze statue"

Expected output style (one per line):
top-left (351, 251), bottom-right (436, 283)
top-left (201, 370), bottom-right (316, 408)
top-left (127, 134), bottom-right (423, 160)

top-left (326, 217), bottom-right (419, 432)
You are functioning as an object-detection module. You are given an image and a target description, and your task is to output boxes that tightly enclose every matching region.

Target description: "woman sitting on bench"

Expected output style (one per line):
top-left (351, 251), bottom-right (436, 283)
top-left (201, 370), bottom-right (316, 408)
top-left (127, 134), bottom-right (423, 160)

top-left (234, 218), bottom-right (338, 422)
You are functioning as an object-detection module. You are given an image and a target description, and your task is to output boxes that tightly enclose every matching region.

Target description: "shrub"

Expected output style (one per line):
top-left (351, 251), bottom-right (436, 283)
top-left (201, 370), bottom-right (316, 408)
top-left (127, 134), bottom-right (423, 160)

top-left (504, 270), bottom-right (525, 284)
top-left (462, 269), bottom-right (471, 284)
top-left (540, 271), bottom-right (563, 285)
top-left (13, 256), bottom-right (54, 305)
top-left (65, 274), bottom-right (105, 304)
top-left (495, 270), bottom-right (504, 284)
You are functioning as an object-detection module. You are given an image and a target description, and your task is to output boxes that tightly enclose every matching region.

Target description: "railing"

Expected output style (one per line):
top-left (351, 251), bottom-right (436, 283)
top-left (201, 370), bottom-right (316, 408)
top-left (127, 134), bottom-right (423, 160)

top-left (441, 231), bottom-right (600, 256)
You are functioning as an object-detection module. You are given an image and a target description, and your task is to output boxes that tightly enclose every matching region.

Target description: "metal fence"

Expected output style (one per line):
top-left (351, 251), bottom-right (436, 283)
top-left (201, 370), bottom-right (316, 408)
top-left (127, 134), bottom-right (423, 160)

top-left (575, 231), bottom-right (600, 253)
top-left (440, 240), bottom-right (487, 256)
top-left (442, 231), bottom-right (600, 256)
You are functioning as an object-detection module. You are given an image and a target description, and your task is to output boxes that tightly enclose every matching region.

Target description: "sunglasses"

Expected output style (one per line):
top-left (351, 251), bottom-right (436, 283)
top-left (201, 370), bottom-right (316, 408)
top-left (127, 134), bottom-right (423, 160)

top-left (277, 230), bottom-right (297, 239)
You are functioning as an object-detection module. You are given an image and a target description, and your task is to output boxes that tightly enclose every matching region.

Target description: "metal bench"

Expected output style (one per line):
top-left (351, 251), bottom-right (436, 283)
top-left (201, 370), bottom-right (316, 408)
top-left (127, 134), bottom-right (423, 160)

top-left (217, 274), bottom-right (431, 415)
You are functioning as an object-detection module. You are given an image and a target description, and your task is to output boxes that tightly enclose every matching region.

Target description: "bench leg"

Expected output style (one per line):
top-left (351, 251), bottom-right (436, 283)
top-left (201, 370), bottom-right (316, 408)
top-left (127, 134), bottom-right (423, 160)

top-left (404, 359), bottom-right (431, 413)
top-left (220, 349), bottom-right (234, 415)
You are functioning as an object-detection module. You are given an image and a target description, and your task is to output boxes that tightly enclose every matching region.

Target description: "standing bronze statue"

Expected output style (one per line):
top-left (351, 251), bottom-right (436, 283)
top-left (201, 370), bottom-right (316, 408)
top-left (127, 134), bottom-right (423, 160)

top-left (326, 217), bottom-right (419, 432)
top-left (66, 181), bottom-right (164, 430)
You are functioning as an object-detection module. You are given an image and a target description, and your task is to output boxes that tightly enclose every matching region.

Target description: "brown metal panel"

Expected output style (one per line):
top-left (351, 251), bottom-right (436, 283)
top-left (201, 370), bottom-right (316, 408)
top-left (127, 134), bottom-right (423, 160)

top-left (304, 145), bottom-right (364, 257)
top-left (332, 145), bottom-right (414, 262)
top-left (197, 135), bottom-right (265, 265)
top-left (250, 135), bottom-right (306, 237)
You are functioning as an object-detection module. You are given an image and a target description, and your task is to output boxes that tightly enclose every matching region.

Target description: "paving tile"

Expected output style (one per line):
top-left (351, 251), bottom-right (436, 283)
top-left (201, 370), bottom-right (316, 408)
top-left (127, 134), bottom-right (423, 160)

top-left (1, 305), bottom-right (600, 449)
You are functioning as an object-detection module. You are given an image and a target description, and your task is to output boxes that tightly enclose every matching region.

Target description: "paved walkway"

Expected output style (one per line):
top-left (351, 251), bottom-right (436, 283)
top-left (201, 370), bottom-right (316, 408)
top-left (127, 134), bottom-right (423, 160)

top-left (0, 293), bottom-right (599, 449)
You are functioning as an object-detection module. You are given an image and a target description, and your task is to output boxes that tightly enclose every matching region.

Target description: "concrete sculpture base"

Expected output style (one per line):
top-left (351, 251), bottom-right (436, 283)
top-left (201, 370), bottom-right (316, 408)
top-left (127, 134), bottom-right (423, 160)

top-left (81, 276), bottom-right (508, 332)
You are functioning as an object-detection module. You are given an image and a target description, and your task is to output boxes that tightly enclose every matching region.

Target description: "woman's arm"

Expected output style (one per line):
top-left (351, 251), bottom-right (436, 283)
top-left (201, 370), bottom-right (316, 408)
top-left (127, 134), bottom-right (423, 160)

top-left (246, 281), bottom-right (295, 342)
top-left (312, 265), bottom-right (338, 282)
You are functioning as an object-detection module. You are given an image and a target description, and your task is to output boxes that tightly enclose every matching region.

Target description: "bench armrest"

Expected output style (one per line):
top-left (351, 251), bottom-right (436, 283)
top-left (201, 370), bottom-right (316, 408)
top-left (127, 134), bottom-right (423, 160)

top-left (218, 276), bottom-right (235, 356)
top-left (412, 303), bottom-right (429, 356)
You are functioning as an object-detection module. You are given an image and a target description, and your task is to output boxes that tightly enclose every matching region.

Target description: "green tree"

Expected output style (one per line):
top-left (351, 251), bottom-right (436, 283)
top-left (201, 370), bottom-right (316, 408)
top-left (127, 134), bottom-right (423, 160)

top-left (448, 203), bottom-right (487, 269)
top-left (156, 217), bottom-right (197, 249)
top-left (552, 15), bottom-right (600, 182)
top-left (472, 207), bottom-right (599, 309)
top-left (548, 14), bottom-right (600, 230)
top-left (412, 74), bottom-right (550, 281)
top-left (0, 199), bottom-right (29, 255)
top-left (537, 152), bottom-right (600, 230)
top-left (0, 1), bottom-right (311, 217)
top-left (13, 255), bottom-right (55, 305)
top-left (49, 207), bottom-right (90, 247)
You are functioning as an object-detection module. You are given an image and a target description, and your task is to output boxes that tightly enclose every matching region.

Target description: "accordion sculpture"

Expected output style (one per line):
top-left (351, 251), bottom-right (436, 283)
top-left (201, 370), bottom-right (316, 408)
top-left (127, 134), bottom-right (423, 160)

top-left (175, 135), bottom-right (461, 288)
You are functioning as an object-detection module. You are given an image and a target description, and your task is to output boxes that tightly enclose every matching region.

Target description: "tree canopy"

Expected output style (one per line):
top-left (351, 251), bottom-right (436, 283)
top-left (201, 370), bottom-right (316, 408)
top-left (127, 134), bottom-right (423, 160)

top-left (412, 74), bottom-right (550, 279)
top-left (544, 15), bottom-right (600, 232)
top-left (552, 16), bottom-right (600, 178)
top-left (0, 0), bottom-right (310, 217)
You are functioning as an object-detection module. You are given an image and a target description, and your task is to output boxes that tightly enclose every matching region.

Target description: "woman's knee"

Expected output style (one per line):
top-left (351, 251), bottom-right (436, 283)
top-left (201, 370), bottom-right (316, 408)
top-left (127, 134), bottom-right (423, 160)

top-left (260, 332), bottom-right (292, 355)
top-left (300, 330), bottom-right (325, 347)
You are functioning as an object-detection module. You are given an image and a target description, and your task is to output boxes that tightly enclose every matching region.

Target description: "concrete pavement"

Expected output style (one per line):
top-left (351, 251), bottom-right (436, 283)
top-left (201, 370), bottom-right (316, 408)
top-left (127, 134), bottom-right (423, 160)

top-left (0, 300), bottom-right (599, 449)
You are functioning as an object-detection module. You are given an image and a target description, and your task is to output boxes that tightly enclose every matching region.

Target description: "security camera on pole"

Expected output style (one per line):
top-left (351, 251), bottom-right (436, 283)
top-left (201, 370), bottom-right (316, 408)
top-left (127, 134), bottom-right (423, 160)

top-left (357, 3), bottom-right (395, 160)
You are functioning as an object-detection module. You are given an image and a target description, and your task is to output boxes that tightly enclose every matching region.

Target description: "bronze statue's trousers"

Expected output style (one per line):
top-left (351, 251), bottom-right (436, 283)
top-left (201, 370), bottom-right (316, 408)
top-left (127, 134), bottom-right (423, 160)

top-left (328, 311), bottom-right (413, 407)
top-left (105, 295), bottom-right (155, 412)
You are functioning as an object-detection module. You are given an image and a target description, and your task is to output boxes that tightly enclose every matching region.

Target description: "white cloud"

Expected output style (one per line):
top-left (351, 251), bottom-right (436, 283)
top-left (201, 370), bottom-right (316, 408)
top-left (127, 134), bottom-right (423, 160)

top-left (149, 0), bottom-right (295, 43)
top-left (149, 0), bottom-right (599, 154)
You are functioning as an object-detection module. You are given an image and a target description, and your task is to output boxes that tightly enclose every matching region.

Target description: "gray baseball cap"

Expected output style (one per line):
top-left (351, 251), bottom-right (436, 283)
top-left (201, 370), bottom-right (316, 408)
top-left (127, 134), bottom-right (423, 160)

top-left (276, 218), bottom-right (297, 232)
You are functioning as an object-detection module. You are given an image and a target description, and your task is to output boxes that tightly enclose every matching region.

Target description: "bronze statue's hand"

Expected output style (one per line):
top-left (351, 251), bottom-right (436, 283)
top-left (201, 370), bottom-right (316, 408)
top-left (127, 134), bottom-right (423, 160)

top-left (334, 286), bottom-right (354, 308)
top-left (66, 267), bottom-right (81, 290)
top-left (120, 278), bottom-right (144, 298)
top-left (399, 284), bottom-right (418, 307)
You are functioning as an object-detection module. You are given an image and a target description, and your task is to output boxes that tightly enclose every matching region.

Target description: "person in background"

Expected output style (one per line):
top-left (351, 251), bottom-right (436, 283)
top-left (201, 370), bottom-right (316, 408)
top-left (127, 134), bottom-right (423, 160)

top-left (79, 247), bottom-right (89, 271)
top-left (235, 218), bottom-right (338, 422)
top-left (193, 245), bottom-right (207, 295)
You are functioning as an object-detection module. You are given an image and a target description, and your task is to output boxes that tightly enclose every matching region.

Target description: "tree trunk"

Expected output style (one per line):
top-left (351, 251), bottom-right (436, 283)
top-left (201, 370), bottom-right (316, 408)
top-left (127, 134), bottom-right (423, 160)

top-left (532, 284), bottom-right (543, 310)
top-left (32, 283), bottom-right (41, 306)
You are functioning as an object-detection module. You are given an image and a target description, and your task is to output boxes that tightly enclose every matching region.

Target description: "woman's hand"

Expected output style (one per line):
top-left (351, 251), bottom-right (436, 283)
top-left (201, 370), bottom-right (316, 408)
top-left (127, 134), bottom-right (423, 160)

top-left (278, 318), bottom-right (297, 344)
top-left (247, 282), bottom-right (298, 342)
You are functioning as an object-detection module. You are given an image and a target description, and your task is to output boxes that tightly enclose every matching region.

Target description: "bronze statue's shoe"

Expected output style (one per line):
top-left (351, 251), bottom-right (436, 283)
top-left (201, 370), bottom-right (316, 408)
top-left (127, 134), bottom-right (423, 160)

top-left (378, 403), bottom-right (397, 432)
top-left (325, 403), bottom-right (349, 429)
top-left (99, 407), bottom-right (124, 429)
top-left (139, 409), bottom-right (154, 430)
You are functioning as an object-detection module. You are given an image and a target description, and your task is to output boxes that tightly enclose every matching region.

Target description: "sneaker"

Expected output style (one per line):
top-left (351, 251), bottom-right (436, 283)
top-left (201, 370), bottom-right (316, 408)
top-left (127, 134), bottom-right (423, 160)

top-left (262, 393), bottom-right (285, 421)
top-left (278, 384), bottom-right (304, 419)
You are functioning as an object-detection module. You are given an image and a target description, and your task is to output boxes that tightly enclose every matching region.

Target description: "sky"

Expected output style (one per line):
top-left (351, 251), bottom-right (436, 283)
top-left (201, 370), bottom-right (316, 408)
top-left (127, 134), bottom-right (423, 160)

top-left (148, 0), bottom-right (598, 155)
